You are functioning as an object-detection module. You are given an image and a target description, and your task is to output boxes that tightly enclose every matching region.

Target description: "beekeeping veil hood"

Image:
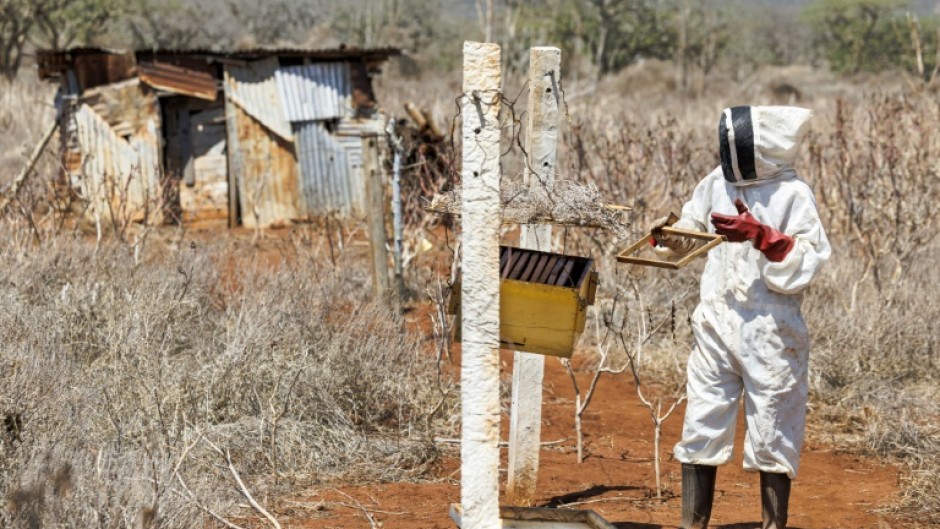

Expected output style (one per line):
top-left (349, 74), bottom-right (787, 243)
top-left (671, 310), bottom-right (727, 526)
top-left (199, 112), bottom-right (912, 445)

top-left (719, 106), bottom-right (813, 186)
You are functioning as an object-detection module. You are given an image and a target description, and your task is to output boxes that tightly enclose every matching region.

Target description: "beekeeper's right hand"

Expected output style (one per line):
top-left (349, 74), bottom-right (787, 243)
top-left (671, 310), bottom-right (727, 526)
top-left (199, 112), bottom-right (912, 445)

top-left (649, 216), bottom-right (696, 255)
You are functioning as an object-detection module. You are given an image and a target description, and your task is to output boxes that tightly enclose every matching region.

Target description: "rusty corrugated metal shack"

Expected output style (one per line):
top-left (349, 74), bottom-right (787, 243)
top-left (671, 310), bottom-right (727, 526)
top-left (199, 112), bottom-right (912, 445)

top-left (37, 46), bottom-right (400, 228)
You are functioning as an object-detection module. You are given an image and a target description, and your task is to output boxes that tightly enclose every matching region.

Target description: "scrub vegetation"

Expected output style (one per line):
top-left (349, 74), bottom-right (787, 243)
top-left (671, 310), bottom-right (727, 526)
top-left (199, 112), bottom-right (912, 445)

top-left (0, 224), bottom-right (457, 529)
top-left (2, 0), bottom-right (940, 527)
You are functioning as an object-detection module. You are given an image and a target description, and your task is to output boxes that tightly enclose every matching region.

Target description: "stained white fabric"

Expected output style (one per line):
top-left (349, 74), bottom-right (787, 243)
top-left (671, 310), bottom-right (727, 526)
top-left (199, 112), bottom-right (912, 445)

top-left (671, 161), bottom-right (830, 478)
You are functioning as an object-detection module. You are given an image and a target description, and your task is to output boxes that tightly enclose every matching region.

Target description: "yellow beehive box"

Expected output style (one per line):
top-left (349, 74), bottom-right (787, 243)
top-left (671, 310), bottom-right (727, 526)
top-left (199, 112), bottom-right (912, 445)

top-left (450, 246), bottom-right (598, 358)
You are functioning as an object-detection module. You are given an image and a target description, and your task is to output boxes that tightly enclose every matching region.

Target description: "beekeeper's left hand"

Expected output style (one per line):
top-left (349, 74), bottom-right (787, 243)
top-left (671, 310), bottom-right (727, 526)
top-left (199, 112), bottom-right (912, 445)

top-left (710, 199), bottom-right (794, 262)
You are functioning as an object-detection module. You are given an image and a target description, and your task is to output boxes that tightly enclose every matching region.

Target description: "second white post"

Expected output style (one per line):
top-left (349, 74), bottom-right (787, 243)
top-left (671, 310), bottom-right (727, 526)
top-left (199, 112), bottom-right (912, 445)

top-left (507, 46), bottom-right (561, 507)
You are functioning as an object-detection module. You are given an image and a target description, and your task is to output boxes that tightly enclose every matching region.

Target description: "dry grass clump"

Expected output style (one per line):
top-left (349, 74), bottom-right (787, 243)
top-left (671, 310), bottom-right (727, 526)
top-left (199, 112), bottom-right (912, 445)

top-left (0, 230), bottom-right (456, 529)
top-left (807, 245), bottom-right (940, 523)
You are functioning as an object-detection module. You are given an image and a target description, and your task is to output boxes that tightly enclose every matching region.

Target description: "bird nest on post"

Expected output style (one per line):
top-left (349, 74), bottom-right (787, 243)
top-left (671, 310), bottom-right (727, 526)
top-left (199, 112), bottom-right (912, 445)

top-left (426, 181), bottom-right (631, 238)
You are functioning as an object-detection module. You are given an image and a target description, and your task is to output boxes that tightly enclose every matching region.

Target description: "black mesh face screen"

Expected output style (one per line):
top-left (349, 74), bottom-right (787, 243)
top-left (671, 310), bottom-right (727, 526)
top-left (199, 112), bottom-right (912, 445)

top-left (730, 106), bottom-right (757, 181)
top-left (719, 113), bottom-right (734, 182)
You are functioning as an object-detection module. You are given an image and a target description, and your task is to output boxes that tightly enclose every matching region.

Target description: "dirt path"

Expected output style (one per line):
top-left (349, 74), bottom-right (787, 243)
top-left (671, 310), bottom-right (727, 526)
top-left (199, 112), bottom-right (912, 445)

top-left (294, 347), bottom-right (898, 529)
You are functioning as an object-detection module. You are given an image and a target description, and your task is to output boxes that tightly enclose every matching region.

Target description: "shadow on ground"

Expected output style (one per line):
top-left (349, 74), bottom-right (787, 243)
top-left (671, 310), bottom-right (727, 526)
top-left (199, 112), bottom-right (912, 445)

top-left (715, 524), bottom-right (806, 529)
top-left (609, 518), bottom-right (810, 528)
top-left (540, 484), bottom-right (646, 508)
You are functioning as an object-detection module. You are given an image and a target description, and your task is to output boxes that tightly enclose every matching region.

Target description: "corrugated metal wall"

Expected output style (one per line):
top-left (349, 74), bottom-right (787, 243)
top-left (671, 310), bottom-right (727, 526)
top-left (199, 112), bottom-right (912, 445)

top-left (223, 58), bottom-right (387, 223)
top-left (291, 120), bottom-right (388, 217)
top-left (276, 63), bottom-right (351, 122)
top-left (331, 133), bottom-right (365, 213)
top-left (73, 104), bottom-right (162, 223)
top-left (224, 89), bottom-right (301, 228)
top-left (224, 63), bottom-right (302, 228)
top-left (225, 58), bottom-right (293, 141)
top-left (273, 62), bottom-right (385, 218)
top-left (293, 121), bottom-right (356, 216)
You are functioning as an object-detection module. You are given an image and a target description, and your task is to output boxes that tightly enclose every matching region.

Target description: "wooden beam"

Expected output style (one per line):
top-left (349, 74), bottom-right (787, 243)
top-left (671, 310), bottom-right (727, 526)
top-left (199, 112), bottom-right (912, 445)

top-left (362, 135), bottom-right (391, 300)
top-left (459, 41), bottom-right (502, 529)
top-left (508, 46), bottom-right (561, 507)
top-left (222, 68), bottom-right (241, 228)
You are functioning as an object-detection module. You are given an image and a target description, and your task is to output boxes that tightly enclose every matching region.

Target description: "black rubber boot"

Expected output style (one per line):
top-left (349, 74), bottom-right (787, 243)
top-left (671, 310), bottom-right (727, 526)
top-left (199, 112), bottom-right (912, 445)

top-left (760, 472), bottom-right (791, 529)
top-left (680, 463), bottom-right (717, 529)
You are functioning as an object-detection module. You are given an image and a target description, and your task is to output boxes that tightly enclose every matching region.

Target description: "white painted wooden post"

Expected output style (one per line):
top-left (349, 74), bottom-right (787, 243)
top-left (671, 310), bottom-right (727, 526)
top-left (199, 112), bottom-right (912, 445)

top-left (507, 46), bottom-right (561, 507)
top-left (460, 41), bottom-right (502, 529)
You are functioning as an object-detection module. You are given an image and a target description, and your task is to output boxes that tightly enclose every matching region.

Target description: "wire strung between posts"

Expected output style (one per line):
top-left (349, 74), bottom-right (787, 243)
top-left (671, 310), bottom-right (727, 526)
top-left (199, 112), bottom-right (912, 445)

top-left (432, 86), bottom-right (632, 239)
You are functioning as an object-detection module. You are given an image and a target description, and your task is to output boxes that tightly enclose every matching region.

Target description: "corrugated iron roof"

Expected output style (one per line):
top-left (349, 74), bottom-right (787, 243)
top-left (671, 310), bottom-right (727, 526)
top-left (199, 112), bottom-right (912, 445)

top-left (38, 46), bottom-right (401, 79)
top-left (39, 46), bottom-right (401, 56)
top-left (141, 47), bottom-right (401, 61)
top-left (138, 60), bottom-right (218, 100)
top-left (275, 63), bottom-right (351, 122)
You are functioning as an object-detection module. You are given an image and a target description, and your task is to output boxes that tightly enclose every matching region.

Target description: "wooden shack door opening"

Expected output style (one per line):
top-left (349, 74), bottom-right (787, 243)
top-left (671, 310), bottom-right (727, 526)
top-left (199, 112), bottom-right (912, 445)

top-left (161, 97), bottom-right (230, 225)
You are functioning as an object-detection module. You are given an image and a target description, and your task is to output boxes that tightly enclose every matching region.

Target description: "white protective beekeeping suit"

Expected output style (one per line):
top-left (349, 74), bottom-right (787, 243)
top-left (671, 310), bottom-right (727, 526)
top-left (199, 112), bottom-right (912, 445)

top-left (668, 106), bottom-right (831, 479)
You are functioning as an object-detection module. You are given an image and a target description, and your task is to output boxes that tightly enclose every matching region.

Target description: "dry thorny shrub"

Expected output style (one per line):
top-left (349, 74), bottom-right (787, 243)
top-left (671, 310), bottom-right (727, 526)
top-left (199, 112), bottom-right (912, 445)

top-left (0, 229), bottom-right (457, 529)
top-left (807, 247), bottom-right (940, 522)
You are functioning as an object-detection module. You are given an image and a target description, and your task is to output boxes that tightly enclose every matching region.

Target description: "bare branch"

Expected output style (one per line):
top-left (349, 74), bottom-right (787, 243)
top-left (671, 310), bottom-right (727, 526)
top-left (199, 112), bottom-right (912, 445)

top-left (332, 489), bottom-right (379, 529)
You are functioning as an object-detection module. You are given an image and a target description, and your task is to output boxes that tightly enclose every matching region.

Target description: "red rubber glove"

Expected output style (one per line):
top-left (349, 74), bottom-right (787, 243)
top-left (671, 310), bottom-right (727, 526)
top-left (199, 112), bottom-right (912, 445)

top-left (710, 199), bottom-right (794, 262)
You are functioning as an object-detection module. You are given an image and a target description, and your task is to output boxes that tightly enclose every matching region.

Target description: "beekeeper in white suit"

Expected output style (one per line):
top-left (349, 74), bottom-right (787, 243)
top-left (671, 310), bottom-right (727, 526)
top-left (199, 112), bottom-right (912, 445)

top-left (651, 106), bottom-right (831, 529)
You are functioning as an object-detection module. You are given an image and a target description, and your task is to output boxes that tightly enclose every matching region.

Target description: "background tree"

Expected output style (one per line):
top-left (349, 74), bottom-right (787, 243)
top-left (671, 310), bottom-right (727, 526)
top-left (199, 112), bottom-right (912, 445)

top-left (0, 0), bottom-right (35, 80)
top-left (802, 0), bottom-right (909, 73)
top-left (2, 0), bottom-right (125, 79)
top-left (33, 0), bottom-right (119, 51)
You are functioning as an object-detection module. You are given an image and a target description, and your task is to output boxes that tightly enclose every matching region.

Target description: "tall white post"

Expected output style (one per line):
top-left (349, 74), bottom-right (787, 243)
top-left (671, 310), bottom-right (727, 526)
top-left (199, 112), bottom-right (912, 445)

top-left (460, 41), bottom-right (502, 529)
top-left (507, 46), bottom-right (561, 507)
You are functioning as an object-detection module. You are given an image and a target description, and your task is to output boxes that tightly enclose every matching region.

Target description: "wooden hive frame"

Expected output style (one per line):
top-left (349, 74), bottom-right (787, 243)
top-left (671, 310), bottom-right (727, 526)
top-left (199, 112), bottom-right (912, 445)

top-left (616, 226), bottom-right (725, 270)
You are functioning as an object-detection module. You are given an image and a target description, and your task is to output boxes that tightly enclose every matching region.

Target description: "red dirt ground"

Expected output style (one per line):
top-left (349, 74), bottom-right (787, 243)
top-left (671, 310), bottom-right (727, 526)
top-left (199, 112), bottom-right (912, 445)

top-left (167, 226), bottom-right (899, 528)
top-left (292, 346), bottom-right (899, 529)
